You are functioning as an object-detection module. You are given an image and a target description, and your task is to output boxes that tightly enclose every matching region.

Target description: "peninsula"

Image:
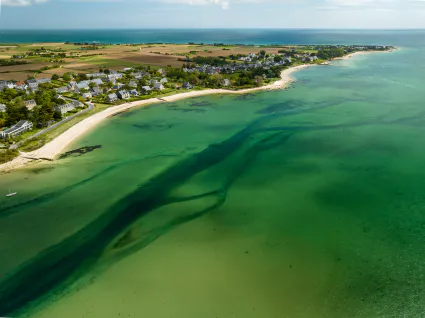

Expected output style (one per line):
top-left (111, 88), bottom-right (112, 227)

top-left (0, 43), bottom-right (395, 171)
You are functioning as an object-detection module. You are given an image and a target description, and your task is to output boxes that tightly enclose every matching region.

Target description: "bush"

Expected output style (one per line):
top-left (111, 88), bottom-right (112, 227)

top-left (0, 149), bottom-right (19, 164)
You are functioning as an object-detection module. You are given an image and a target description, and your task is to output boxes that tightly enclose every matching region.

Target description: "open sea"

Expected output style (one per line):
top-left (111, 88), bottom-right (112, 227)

top-left (1, 30), bottom-right (425, 318)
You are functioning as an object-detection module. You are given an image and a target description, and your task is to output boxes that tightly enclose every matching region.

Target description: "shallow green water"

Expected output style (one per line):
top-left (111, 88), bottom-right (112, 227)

top-left (2, 48), bottom-right (425, 317)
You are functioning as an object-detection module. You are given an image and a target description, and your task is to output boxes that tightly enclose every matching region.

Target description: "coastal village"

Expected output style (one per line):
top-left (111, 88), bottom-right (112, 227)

top-left (0, 43), bottom-right (393, 164)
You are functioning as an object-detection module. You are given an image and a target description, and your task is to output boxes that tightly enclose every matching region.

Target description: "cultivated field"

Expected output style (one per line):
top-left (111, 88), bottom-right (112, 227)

top-left (0, 43), bottom-right (300, 81)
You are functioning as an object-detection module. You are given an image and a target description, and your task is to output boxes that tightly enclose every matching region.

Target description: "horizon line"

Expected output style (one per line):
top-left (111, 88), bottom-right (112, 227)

top-left (0, 28), bottom-right (425, 31)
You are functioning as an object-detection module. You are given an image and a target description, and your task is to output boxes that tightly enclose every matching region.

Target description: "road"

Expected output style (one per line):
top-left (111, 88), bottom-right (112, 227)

top-left (25, 99), bottom-right (94, 142)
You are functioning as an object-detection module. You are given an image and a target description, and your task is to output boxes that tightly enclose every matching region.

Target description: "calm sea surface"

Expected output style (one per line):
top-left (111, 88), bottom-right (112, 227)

top-left (1, 30), bottom-right (425, 317)
top-left (0, 29), bottom-right (423, 46)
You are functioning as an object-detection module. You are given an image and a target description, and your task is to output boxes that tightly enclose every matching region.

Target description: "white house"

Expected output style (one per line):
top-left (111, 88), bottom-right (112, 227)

top-left (107, 93), bottom-right (118, 103)
top-left (77, 81), bottom-right (90, 90)
top-left (91, 78), bottom-right (104, 86)
top-left (37, 78), bottom-right (51, 84)
top-left (68, 81), bottom-right (77, 91)
top-left (54, 101), bottom-right (83, 115)
top-left (82, 92), bottom-right (92, 100)
top-left (153, 83), bottom-right (164, 91)
top-left (1, 120), bottom-right (33, 139)
top-left (56, 86), bottom-right (68, 94)
top-left (117, 90), bottom-right (130, 99)
top-left (0, 104), bottom-right (6, 112)
top-left (55, 103), bottom-right (75, 115)
top-left (23, 100), bottom-right (37, 111)
top-left (130, 89), bottom-right (140, 97)
top-left (91, 87), bottom-right (102, 96)
top-left (142, 86), bottom-right (152, 93)
top-left (182, 82), bottom-right (193, 89)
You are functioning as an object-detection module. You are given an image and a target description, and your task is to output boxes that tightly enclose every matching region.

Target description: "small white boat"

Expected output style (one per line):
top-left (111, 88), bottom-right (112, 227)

top-left (6, 190), bottom-right (17, 197)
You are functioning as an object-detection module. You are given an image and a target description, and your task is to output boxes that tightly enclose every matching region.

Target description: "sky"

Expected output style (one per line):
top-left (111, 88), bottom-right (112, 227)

top-left (0, 0), bottom-right (424, 29)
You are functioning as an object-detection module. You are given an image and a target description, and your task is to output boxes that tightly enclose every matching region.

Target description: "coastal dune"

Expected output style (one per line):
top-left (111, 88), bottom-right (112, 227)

top-left (0, 65), bottom-right (310, 172)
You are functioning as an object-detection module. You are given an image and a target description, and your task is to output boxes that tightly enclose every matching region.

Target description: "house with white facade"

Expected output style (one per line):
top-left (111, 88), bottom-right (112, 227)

top-left (0, 120), bottom-right (33, 139)
top-left (107, 93), bottom-right (118, 103)
top-left (153, 83), bottom-right (164, 91)
top-left (117, 90), bottom-right (130, 99)
top-left (24, 100), bottom-right (37, 111)
top-left (129, 89), bottom-right (140, 97)
top-left (82, 92), bottom-right (92, 100)
top-left (142, 86), bottom-right (152, 93)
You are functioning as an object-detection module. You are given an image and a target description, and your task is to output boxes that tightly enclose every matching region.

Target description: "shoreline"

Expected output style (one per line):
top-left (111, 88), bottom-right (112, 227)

top-left (0, 64), bottom-right (311, 173)
top-left (335, 48), bottom-right (398, 60)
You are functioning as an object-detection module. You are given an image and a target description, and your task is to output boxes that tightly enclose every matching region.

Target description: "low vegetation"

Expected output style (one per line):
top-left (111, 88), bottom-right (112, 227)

top-left (0, 148), bottom-right (19, 164)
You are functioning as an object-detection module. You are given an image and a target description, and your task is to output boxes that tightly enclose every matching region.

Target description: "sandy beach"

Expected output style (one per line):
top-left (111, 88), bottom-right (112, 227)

top-left (0, 65), bottom-right (311, 173)
top-left (335, 49), bottom-right (397, 61)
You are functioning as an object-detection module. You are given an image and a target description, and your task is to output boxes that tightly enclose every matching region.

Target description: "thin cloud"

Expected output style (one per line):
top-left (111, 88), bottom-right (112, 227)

top-left (2, 0), bottom-right (49, 6)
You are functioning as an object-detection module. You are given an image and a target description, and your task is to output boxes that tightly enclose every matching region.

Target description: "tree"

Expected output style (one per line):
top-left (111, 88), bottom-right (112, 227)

top-left (53, 109), bottom-right (62, 120)
top-left (77, 73), bottom-right (88, 81)
top-left (63, 73), bottom-right (71, 81)
top-left (259, 50), bottom-right (266, 57)
top-left (210, 73), bottom-right (224, 87)
top-left (51, 74), bottom-right (59, 81)
top-left (188, 74), bottom-right (200, 85)
top-left (254, 76), bottom-right (264, 86)
top-left (5, 104), bottom-right (28, 127)
top-left (3, 88), bottom-right (18, 101)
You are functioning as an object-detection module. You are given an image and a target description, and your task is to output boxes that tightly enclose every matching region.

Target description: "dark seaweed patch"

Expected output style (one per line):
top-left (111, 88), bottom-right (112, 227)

top-left (168, 108), bottom-right (207, 113)
top-left (59, 145), bottom-right (102, 159)
top-left (133, 122), bottom-right (174, 130)
top-left (189, 100), bottom-right (213, 107)
top-left (257, 101), bottom-right (302, 114)
top-left (27, 166), bottom-right (55, 175)
top-left (235, 93), bottom-right (257, 101)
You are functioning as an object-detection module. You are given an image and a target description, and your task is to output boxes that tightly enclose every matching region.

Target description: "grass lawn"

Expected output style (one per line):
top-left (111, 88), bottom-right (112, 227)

top-left (19, 103), bottom-right (113, 152)
top-left (78, 56), bottom-right (141, 68)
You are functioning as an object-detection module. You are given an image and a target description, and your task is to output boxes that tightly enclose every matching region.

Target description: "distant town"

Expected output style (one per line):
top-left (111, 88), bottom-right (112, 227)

top-left (0, 43), bottom-right (394, 164)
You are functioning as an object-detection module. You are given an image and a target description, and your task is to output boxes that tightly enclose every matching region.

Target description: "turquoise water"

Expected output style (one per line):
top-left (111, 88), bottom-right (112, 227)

top-left (1, 36), bottom-right (425, 317)
top-left (0, 29), bottom-right (423, 45)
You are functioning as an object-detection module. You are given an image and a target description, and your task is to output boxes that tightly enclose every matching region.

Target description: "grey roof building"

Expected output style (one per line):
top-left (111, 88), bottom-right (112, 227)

top-left (91, 78), bottom-right (103, 86)
top-left (90, 87), bottom-right (102, 96)
top-left (82, 92), bottom-right (92, 100)
top-left (183, 82), bottom-right (193, 89)
top-left (107, 93), bottom-right (118, 103)
top-left (56, 86), bottom-right (68, 94)
top-left (54, 101), bottom-right (82, 115)
top-left (77, 81), bottom-right (90, 90)
top-left (0, 120), bottom-right (33, 139)
top-left (37, 78), bottom-right (51, 84)
top-left (130, 89), bottom-right (140, 96)
top-left (0, 104), bottom-right (6, 112)
top-left (117, 90), bottom-right (130, 99)
top-left (153, 83), bottom-right (164, 91)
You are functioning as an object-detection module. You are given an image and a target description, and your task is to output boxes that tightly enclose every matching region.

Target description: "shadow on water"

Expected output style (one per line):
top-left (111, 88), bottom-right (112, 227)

top-left (1, 101), bottom-right (424, 316)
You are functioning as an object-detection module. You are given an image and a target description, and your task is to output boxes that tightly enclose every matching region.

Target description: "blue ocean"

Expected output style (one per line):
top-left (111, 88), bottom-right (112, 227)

top-left (0, 29), bottom-right (424, 47)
